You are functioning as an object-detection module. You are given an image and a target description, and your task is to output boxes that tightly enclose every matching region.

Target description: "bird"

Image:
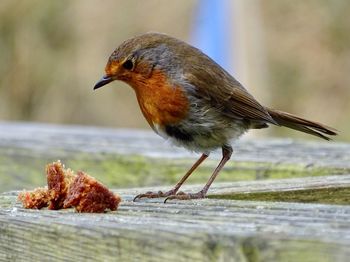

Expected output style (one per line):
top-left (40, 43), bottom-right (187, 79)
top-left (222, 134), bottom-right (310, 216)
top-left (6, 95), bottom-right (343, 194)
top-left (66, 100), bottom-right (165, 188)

top-left (94, 32), bottom-right (337, 202)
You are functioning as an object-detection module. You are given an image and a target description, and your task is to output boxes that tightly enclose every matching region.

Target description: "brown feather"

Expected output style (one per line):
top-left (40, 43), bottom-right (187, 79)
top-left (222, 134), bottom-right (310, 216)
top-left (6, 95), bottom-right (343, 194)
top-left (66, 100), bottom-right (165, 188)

top-left (226, 89), bottom-right (277, 124)
top-left (183, 55), bottom-right (277, 125)
top-left (266, 108), bottom-right (338, 140)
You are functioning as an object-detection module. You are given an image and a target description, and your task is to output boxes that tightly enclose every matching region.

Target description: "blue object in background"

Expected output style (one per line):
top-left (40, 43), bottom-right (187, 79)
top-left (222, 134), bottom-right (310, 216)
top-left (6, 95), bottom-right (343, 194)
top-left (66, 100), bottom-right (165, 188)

top-left (191, 0), bottom-right (234, 74)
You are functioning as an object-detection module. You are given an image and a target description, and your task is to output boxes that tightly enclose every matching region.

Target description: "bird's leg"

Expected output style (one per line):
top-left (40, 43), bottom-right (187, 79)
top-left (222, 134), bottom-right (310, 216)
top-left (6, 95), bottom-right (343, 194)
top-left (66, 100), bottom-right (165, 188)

top-left (133, 153), bottom-right (209, 201)
top-left (165, 145), bottom-right (232, 202)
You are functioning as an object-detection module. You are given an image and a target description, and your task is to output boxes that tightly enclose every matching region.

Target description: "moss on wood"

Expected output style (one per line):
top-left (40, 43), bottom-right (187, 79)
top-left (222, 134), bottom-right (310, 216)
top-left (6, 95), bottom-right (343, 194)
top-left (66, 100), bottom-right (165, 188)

top-left (1, 144), bottom-right (349, 193)
top-left (209, 186), bottom-right (350, 205)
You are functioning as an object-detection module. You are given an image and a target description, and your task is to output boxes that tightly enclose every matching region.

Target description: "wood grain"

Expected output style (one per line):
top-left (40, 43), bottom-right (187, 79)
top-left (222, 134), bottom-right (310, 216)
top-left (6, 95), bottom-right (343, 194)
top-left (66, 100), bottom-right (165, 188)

top-left (1, 122), bottom-right (350, 261)
top-left (0, 121), bottom-right (349, 193)
top-left (1, 175), bottom-right (350, 261)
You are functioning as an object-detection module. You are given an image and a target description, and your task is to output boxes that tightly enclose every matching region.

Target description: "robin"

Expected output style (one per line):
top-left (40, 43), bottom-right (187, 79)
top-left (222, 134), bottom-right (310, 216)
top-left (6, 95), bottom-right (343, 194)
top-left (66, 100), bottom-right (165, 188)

top-left (94, 32), bottom-right (337, 202)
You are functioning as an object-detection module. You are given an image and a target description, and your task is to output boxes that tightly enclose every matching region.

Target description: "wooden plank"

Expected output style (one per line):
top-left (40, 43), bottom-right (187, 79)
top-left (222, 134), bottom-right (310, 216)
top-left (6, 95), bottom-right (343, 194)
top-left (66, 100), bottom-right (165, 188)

top-left (1, 121), bottom-right (350, 193)
top-left (0, 121), bottom-right (349, 167)
top-left (128, 174), bottom-right (350, 203)
top-left (1, 175), bottom-right (350, 261)
top-left (1, 122), bottom-right (350, 261)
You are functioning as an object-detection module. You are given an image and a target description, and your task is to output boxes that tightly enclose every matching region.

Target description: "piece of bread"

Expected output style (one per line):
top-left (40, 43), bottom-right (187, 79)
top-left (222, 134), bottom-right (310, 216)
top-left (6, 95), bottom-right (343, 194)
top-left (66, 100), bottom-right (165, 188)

top-left (46, 161), bottom-right (76, 210)
top-left (17, 187), bottom-right (49, 209)
top-left (64, 171), bottom-right (121, 213)
top-left (18, 161), bottom-right (121, 213)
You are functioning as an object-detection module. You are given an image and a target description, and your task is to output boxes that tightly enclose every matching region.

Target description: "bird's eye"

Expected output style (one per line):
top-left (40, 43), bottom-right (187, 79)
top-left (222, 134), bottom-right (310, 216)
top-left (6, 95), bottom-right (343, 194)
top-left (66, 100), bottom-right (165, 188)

top-left (122, 59), bottom-right (134, 70)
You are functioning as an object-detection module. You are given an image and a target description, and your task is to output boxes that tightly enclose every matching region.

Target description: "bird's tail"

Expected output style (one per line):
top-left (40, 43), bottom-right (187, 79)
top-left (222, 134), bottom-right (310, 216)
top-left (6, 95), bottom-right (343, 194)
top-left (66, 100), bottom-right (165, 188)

top-left (266, 108), bottom-right (338, 140)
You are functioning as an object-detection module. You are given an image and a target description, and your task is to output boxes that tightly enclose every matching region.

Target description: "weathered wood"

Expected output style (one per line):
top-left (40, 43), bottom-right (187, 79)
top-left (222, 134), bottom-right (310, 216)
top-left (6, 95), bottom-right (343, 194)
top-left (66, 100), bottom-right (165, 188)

top-left (130, 174), bottom-right (350, 204)
top-left (1, 121), bottom-right (350, 193)
top-left (1, 176), bottom-right (350, 261)
top-left (1, 121), bottom-right (350, 261)
top-left (1, 121), bottom-right (349, 165)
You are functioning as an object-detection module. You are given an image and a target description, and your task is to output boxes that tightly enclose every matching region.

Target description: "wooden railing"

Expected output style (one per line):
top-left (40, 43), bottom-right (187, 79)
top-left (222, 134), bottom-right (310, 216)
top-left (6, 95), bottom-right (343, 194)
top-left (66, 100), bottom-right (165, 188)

top-left (0, 122), bottom-right (349, 261)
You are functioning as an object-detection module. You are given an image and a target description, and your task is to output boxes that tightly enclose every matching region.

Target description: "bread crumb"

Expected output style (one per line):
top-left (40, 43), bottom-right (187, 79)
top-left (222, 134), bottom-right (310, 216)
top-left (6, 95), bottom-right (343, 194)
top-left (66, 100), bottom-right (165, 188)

top-left (18, 187), bottom-right (49, 209)
top-left (46, 161), bottom-right (76, 210)
top-left (64, 171), bottom-right (121, 213)
top-left (18, 161), bottom-right (121, 213)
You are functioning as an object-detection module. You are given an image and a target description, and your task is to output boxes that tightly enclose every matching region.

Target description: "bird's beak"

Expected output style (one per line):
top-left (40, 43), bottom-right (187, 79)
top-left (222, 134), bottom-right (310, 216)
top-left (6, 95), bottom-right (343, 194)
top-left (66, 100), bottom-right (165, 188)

top-left (93, 75), bottom-right (114, 90)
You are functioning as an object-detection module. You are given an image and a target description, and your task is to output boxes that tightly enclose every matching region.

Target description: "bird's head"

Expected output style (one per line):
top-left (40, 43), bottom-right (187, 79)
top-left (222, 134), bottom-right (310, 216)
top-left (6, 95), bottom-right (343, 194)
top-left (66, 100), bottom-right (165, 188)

top-left (93, 32), bottom-right (184, 91)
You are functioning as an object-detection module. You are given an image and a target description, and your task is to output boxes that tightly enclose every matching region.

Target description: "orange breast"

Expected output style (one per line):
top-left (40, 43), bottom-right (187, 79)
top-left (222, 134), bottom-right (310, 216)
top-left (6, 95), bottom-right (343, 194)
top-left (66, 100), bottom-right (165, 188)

top-left (128, 70), bottom-right (189, 129)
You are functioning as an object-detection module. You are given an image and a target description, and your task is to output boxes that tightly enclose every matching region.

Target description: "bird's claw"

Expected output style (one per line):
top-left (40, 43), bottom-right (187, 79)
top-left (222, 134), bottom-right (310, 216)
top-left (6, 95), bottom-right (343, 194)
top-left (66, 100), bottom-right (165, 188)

top-left (133, 190), bottom-right (207, 202)
top-left (164, 191), bottom-right (206, 203)
top-left (133, 189), bottom-right (177, 202)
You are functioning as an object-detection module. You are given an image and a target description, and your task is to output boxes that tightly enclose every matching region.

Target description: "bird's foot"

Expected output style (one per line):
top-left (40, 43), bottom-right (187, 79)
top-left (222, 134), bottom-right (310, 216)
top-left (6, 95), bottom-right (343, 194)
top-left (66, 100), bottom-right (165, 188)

top-left (133, 189), bottom-right (178, 202)
top-left (164, 190), bottom-right (206, 203)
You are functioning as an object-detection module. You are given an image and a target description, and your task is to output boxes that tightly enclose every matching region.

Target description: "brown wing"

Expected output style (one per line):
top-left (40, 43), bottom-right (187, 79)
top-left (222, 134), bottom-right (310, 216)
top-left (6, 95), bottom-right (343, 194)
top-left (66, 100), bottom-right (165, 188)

top-left (159, 36), bottom-right (276, 125)
top-left (182, 55), bottom-right (277, 125)
top-left (222, 87), bottom-right (277, 124)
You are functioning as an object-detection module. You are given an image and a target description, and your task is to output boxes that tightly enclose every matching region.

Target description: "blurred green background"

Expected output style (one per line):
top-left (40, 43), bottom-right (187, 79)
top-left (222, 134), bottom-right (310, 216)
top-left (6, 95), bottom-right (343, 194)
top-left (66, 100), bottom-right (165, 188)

top-left (0, 0), bottom-right (349, 141)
